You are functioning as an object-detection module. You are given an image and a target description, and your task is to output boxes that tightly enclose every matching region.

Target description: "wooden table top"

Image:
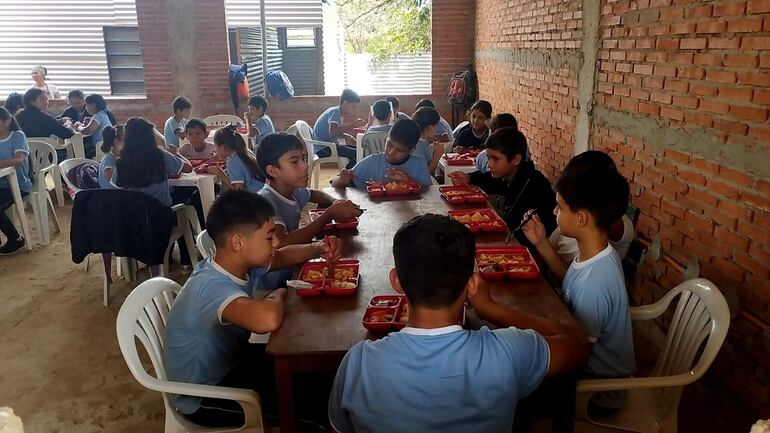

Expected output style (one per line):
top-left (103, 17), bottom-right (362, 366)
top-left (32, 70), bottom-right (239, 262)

top-left (266, 185), bottom-right (581, 356)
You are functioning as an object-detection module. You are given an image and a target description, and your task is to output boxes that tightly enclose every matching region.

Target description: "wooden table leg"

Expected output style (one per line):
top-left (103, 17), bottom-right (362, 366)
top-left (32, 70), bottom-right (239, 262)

top-left (275, 356), bottom-right (297, 433)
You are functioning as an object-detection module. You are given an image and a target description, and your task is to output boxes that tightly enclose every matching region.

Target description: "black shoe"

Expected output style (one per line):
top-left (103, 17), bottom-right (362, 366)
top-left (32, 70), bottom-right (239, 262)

top-left (0, 237), bottom-right (25, 255)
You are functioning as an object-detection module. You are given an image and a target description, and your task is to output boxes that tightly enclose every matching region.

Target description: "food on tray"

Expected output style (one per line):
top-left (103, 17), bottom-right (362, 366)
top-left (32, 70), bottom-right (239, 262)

top-left (509, 266), bottom-right (532, 273)
top-left (302, 267), bottom-right (355, 281)
top-left (366, 311), bottom-right (394, 323)
top-left (477, 254), bottom-right (527, 266)
top-left (453, 211), bottom-right (491, 224)
top-left (385, 182), bottom-right (408, 190)
top-left (398, 304), bottom-right (409, 323)
top-left (331, 280), bottom-right (357, 289)
top-left (372, 299), bottom-right (399, 307)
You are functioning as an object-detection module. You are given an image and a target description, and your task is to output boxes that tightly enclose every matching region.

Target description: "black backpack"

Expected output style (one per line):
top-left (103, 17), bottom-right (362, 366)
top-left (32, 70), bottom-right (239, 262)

top-left (447, 64), bottom-right (478, 125)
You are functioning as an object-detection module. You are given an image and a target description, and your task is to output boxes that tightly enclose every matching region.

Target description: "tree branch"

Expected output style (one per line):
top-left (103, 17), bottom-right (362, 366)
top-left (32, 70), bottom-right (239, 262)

top-left (342, 0), bottom-right (394, 28)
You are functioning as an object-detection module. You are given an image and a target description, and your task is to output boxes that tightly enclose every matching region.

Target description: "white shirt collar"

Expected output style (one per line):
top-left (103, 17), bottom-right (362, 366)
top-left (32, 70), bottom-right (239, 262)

top-left (400, 325), bottom-right (463, 336)
top-left (572, 243), bottom-right (613, 270)
top-left (210, 258), bottom-right (249, 285)
top-left (264, 183), bottom-right (298, 206)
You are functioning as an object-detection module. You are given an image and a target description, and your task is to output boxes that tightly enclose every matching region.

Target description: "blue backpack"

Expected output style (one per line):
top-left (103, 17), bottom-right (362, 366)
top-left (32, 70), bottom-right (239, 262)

top-left (266, 70), bottom-right (294, 100)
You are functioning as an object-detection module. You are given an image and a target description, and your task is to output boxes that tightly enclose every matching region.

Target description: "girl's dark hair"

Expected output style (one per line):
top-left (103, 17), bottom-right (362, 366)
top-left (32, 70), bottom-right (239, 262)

top-left (4, 93), bottom-right (23, 114)
top-left (214, 124), bottom-right (263, 180)
top-left (115, 117), bottom-right (167, 188)
top-left (0, 107), bottom-right (20, 131)
top-left (469, 100), bottom-right (493, 118)
top-left (489, 113), bottom-right (518, 133)
top-left (22, 88), bottom-right (45, 108)
top-left (85, 94), bottom-right (107, 112)
top-left (412, 107), bottom-right (440, 131)
top-left (101, 125), bottom-right (125, 153)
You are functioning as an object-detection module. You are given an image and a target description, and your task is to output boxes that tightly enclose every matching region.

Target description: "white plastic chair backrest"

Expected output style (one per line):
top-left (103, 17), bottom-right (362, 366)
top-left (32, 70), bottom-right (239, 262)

top-left (27, 140), bottom-right (57, 192)
top-left (116, 278), bottom-right (181, 412)
top-left (204, 114), bottom-right (244, 129)
top-left (361, 132), bottom-right (388, 157)
top-left (58, 158), bottom-right (98, 193)
top-left (452, 120), bottom-right (469, 136)
top-left (94, 141), bottom-right (105, 162)
top-left (27, 136), bottom-right (66, 150)
top-left (288, 122), bottom-right (316, 162)
top-left (293, 120), bottom-right (315, 141)
top-left (196, 230), bottom-right (216, 259)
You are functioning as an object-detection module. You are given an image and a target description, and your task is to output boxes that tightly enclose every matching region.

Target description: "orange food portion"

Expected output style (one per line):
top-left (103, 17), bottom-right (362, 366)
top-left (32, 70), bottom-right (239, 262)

top-left (477, 254), bottom-right (527, 267)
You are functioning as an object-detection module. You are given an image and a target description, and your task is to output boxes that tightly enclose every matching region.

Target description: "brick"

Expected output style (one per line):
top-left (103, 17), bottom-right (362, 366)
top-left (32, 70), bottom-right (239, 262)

top-left (662, 199), bottom-right (687, 219)
top-left (684, 111), bottom-right (714, 127)
top-left (748, 0), bottom-right (770, 14)
top-left (694, 53), bottom-right (723, 66)
top-left (686, 4), bottom-right (712, 18)
top-left (669, 52), bottom-right (693, 64)
top-left (655, 65), bottom-right (678, 78)
top-left (714, 119), bottom-right (750, 135)
top-left (729, 105), bottom-right (769, 122)
top-left (741, 37), bottom-right (770, 49)
top-left (651, 91), bottom-right (673, 104)
top-left (680, 38), bottom-right (707, 49)
top-left (643, 77), bottom-right (665, 89)
top-left (707, 179), bottom-right (741, 199)
top-left (664, 149), bottom-right (690, 164)
top-left (718, 87), bottom-right (754, 102)
top-left (664, 79), bottom-right (689, 92)
top-left (737, 71), bottom-right (770, 86)
top-left (714, 2), bottom-right (746, 15)
top-left (701, 99), bottom-right (731, 115)
top-left (677, 67), bottom-right (706, 80)
top-left (690, 83), bottom-right (717, 96)
top-left (672, 95), bottom-right (699, 108)
top-left (706, 70), bottom-right (737, 84)
top-left (708, 37), bottom-right (742, 49)
top-left (715, 226), bottom-right (750, 252)
top-left (734, 252), bottom-right (770, 279)
top-left (727, 18), bottom-right (764, 33)
top-left (738, 221), bottom-right (770, 245)
top-left (750, 125), bottom-right (770, 141)
top-left (723, 54), bottom-right (759, 68)
top-left (661, 106), bottom-right (683, 120)
top-left (704, 205), bottom-right (739, 230)
top-left (661, 7), bottom-right (684, 20)
top-left (670, 22), bottom-right (696, 34)
top-left (656, 38), bottom-right (680, 50)
top-left (743, 191), bottom-right (770, 212)
top-left (634, 64), bottom-right (654, 75)
top-left (638, 102), bottom-right (660, 115)
top-left (696, 21), bottom-right (727, 33)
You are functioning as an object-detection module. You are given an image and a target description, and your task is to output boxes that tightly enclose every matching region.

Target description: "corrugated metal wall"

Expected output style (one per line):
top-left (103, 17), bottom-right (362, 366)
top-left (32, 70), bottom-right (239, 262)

top-left (282, 48), bottom-right (319, 95)
top-left (224, 0), bottom-right (323, 27)
top-left (238, 27), bottom-right (283, 96)
top-left (344, 53), bottom-right (432, 95)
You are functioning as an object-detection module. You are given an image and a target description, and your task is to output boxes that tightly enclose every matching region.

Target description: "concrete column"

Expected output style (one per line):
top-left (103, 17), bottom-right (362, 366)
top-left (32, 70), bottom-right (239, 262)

top-left (164, 0), bottom-right (201, 110)
top-left (574, 0), bottom-right (601, 155)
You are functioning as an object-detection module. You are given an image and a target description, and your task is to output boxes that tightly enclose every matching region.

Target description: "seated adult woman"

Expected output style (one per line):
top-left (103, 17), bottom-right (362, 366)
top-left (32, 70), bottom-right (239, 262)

top-left (15, 88), bottom-right (75, 161)
top-left (28, 66), bottom-right (61, 99)
top-left (74, 94), bottom-right (113, 159)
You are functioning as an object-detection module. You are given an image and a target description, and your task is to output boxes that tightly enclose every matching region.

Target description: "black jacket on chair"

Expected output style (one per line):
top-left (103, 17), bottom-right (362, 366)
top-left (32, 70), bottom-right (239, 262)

top-left (70, 189), bottom-right (175, 266)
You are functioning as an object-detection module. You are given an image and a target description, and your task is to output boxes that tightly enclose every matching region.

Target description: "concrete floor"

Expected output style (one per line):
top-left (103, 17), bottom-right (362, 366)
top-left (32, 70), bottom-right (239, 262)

top-left (0, 166), bottom-right (760, 433)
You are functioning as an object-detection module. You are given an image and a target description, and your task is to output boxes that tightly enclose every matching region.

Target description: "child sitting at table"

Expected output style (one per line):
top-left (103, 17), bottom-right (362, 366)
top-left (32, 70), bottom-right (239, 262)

top-left (454, 100), bottom-right (492, 151)
top-left (449, 128), bottom-right (556, 245)
top-left (414, 99), bottom-right (452, 142)
top-left (0, 107), bottom-right (30, 255)
top-left (522, 164), bottom-right (635, 417)
top-left (177, 118), bottom-right (215, 160)
top-left (59, 89), bottom-right (88, 124)
top-left (328, 214), bottom-right (588, 433)
top-left (366, 100), bottom-right (393, 133)
top-left (475, 113), bottom-right (519, 173)
top-left (330, 119), bottom-right (433, 189)
top-left (256, 132), bottom-right (362, 246)
top-left (164, 190), bottom-right (342, 428)
top-left (164, 96), bottom-right (191, 148)
top-left (244, 95), bottom-right (274, 148)
top-left (411, 106), bottom-right (444, 174)
top-left (312, 88), bottom-right (364, 168)
top-left (98, 125), bottom-right (124, 189)
top-left (386, 96), bottom-right (410, 122)
top-left (208, 125), bottom-right (265, 193)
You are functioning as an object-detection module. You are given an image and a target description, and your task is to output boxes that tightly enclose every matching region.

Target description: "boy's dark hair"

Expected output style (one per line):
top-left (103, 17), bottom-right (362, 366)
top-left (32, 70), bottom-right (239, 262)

top-left (485, 127), bottom-right (528, 162)
top-left (414, 99), bottom-right (435, 111)
top-left (564, 150), bottom-right (617, 173)
top-left (556, 165), bottom-right (630, 231)
top-left (22, 88), bottom-right (45, 108)
top-left (256, 132), bottom-right (305, 179)
top-left (388, 119), bottom-right (421, 151)
top-left (85, 94), bottom-right (107, 111)
top-left (469, 100), bottom-right (493, 118)
top-left (372, 99), bottom-right (392, 122)
top-left (67, 89), bottom-right (85, 100)
top-left (385, 96), bottom-right (400, 110)
top-left (248, 95), bottom-right (268, 112)
top-left (172, 96), bottom-right (192, 112)
top-left (340, 89), bottom-right (360, 106)
top-left (185, 118), bottom-right (207, 133)
top-left (393, 214), bottom-right (475, 308)
top-left (412, 107), bottom-right (440, 132)
top-left (4, 93), bottom-right (23, 114)
top-left (206, 190), bottom-right (276, 247)
top-left (489, 113), bottom-right (518, 132)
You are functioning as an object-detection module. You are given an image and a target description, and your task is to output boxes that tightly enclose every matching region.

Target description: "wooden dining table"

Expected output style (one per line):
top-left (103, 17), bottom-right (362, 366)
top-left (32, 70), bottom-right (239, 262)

top-left (266, 185), bottom-right (583, 433)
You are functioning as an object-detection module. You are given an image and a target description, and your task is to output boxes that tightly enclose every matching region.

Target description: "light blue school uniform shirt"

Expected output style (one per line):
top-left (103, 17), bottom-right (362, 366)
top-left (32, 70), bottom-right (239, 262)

top-left (414, 138), bottom-right (434, 167)
top-left (312, 106), bottom-right (342, 153)
top-left (350, 153), bottom-right (432, 189)
top-left (252, 115), bottom-right (275, 147)
top-left (0, 131), bottom-right (32, 194)
top-left (226, 154), bottom-right (265, 193)
top-left (366, 124), bottom-right (391, 133)
top-left (437, 117), bottom-right (454, 141)
top-left (258, 184), bottom-right (312, 232)
top-left (114, 150), bottom-right (183, 206)
top-left (98, 152), bottom-right (118, 189)
top-left (475, 149), bottom-right (489, 173)
top-left (90, 109), bottom-right (113, 146)
top-left (329, 325), bottom-right (550, 433)
top-left (164, 258), bottom-right (269, 414)
top-left (394, 111), bottom-right (411, 121)
top-left (561, 244), bottom-right (635, 386)
top-left (164, 116), bottom-right (186, 147)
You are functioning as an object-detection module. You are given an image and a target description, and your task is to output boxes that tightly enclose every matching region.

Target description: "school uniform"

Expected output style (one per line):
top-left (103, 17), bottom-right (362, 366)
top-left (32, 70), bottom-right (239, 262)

top-left (350, 153), bottom-right (432, 189)
top-left (226, 154), bottom-right (265, 193)
top-left (164, 116), bottom-right (187, 147)
top-left (394, 111), bottom-right (411, 122)
top-left (0, 131), bottom-right (32, 240)
top-left (366, 124), bottom-right (391, 134)
top-left (114, 151), bottom-right (184, 207)
top-left (329, 325), bottom-right (550, 433)
top-left (98, 152), bottom-right (118, 189)
top-left (454, 124), bottom-right (488, 149)
top-left (179, 141), bottom-right (216, 160)
top-left (59, 106), bottom-right (88, 123)
top-left (312, 106), bottom-right (356, 168)
top-left (89, 109), bottom-right (113, 146)
top-left (475, 150), bottom-right (489, 173)
top-left (413, 138), bottom-right (434, 167)
top-left (549, 215), bottom-right (635, 263)
top-left (251, 115), bottom-right (275, 147)
top-left (436, 117), bottom-right (454, 141)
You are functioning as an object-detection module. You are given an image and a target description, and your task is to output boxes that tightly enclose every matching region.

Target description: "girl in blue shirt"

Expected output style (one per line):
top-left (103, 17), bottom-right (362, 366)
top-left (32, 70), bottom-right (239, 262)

top-left (0, 107), bottom-right (32, 255)
top-left (209, 125), bottom-right (265, 193)
top-left (75, 94), bottom-right (113, 159)
top-left (98, 125), bottom-right (124, 189)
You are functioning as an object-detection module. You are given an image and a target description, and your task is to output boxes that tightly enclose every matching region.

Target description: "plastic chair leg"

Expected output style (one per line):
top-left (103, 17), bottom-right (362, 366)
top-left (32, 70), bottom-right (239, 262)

top-left (29, 194), bottom-right (48, 245)
top-left (47, 194), bottom-right (60, 234)
top-left (52, 167), bottom-right (65, 207)
top-left (184, 206), bottom-right (201, 236)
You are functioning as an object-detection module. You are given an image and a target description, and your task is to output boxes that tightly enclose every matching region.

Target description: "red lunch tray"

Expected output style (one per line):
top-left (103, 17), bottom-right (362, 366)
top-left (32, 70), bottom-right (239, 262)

top-left (295, 259), bottom-right (360, 297)
top-left (309, 208), bottom-right (359, 231)
top-left (362, 295), bottom-right (466, 332)
top-left (189, 159), bottom-right (207, 168)
top-left (439, 185), bottom-right (488, 205)
top-left (366, 181), bottom-right (421, 197)
top-left (452, 147), bottom-right (482, 157)
top-left (447, 208), bottom-right (507, 233)
top-left (475, 246), bottom-right (540, 280)
top-left (443, 153), bottom-right (475, 166)
top-left (193, 159), bottom-right (226, 174)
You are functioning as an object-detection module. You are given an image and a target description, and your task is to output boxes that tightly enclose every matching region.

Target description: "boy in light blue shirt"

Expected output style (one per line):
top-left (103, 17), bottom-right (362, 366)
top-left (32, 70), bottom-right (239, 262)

top-left (312, 88), bottom-right (363, 168)
top-left (366, 99), bottom-right (393, 133)
top-left (164, 96), bottom-right (191, 148)
top-left (164, 190), bottom-right (342, 427)
top-left (244, 96), bottom-right (274, 149)
top-left (331, 119), bottom-right (433, 189)
top-left (0, 116), bottom-right (31, 255)
top-left (329, 214), bottom-right (588, 433)
top-left (412, 106), bottom-right (444, 174)
top-left (415, 99), bottom-right (453, 142)
top-left (386, 96), bottom-right (410, 122)
top-left (523, 163), bottom-right (635, 416)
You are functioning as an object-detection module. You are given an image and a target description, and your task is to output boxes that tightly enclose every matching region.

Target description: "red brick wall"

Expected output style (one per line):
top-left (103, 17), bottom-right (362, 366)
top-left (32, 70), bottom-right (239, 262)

top-left (134, 0), bottom-right (174, 103)
top-left (195, 0), bottom-right (231, 104)
top-left (432, 0), bottom-right (475, 98)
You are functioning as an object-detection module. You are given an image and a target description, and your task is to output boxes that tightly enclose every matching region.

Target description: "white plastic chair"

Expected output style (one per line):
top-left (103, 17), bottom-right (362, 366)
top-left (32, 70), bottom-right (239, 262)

top-left (93, 141), bottom-right (105, 162)
top-left (24, 141), bottom-right (61, 245)
top-left (58, 158), bottom-right (99, 196)
top-left (287, 120), bottom-right (349, 188)
top-left (27, 136), bottom-right (66, 207)
top-left (359, 131), bottom-right (388, 160)
top-left (204, 115), bottom-right (245, 129)
top-left (116, 277), bottom-right (266, 433)
top-left (574, 278), bottom-right (730, 433)
top-left (452, 120), bottom-right (469, 136)
top-left (196, 230), bottom-right (216, 259)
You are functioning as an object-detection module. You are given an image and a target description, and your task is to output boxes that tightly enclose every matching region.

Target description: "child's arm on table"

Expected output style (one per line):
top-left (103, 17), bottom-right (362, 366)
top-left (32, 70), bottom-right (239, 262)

top-left (331, 169), bottom-right (355, 188)
top-left (270, 236), bottom-right (343, 268)
top-left (274, 200), bottom-right (360, 246)
top-left (222, 288), bottom-right (286, 333)
top-left (522, 212), bottom-right (568, 282)
top-left (208, 165), bottom-right (242, 190)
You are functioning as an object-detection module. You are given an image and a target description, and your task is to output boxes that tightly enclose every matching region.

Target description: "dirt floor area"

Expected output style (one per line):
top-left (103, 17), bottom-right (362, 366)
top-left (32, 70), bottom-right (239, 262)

top-left (0, 166), bottom-right (761, 433)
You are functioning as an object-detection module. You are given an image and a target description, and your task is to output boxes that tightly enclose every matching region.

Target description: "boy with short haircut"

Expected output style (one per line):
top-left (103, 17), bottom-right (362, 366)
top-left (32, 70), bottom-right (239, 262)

top-left (331, 119), bottom-right (432, 189)
top-left (385, 96), bottom-right (410, 122)
top-left (256, 132), bottom-right (363, 246)
top-left (454, 100), bottom-right (492, 150)
top-left (312, 88), bottom-right (364, 168)
top-left (449, 128), bottom-right (557, 245)
top-left (164, 96), bottom-right (192, 148)
top-left (329, 214), bottom-right (588, 433)
top-left (411, 106), bottom-right (444, 174)
top-left (164, 190), bottom-right (342, 427)
top-left (178, 118), bottom-right (216, 159)
top-left (366, 100), bottom-right (393, 133)
top-left (523, 165), bottom-right (635, 415)
top-left (59, 90), bottom-right (88, 123)
top-left (244, 95), bottom-right (274, 148)
top-left (415, 99), bottom-right (452, 142)
top-left (475, 112), bottom-right (520, 173)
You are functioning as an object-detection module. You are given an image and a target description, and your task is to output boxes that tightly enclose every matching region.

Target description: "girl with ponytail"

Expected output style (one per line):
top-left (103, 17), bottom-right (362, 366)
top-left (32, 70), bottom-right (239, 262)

top-left (210, 124), bottom-right (265, 192)
top-left (97, 125), bottom-right (124, 189)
